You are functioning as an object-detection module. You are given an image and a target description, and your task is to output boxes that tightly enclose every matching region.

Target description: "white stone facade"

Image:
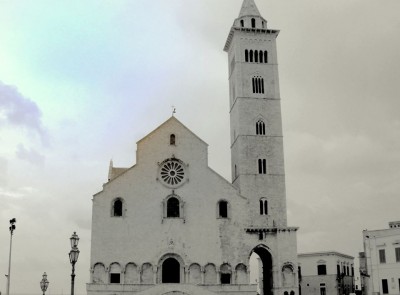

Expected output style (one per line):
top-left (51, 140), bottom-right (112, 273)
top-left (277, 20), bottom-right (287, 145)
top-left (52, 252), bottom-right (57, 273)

top-left (298, 252), bottom-right (355, 295)
top-left (361, 222), bottom-right (400, 295)
top-left (87, 1), bottom-right (299, 295)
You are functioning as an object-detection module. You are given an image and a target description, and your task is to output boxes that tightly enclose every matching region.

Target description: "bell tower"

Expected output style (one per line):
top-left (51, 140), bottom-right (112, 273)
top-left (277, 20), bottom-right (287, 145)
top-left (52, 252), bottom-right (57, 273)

top-left (224, 0), bottom-right (287, 227)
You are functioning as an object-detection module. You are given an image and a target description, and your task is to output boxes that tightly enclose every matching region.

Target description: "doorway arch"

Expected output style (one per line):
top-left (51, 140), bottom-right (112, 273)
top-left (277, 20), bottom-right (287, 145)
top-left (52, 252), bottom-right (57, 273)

top-left (162, 258), bottom-right (180, 283)
top-left (158, 254), bottom-right (184, 284)
top-left (250, 245), bottom-right (273, 295)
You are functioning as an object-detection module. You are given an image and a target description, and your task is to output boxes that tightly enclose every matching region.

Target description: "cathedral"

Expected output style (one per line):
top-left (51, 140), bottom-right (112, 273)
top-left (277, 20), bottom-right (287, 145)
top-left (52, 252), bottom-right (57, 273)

top-left (87, 1), bottom-right (299, 295)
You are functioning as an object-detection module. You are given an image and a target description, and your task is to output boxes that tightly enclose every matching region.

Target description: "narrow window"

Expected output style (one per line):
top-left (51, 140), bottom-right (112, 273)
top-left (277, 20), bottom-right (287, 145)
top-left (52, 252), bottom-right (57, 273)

top-left (167, 197), bottom-right (180, 217)
top-left (245, 50), bottom-right (249, 62)
top-left (110, 273), bottom-right (121, 284)
top-left (255, 50), bottom-right (258, 63)
top-left (250, 50), bottom-right (253, 62)
top-left (258, 232), bottom-right (263, 240)
top-left (337, 265), bottom-right (340, 275)
top-left (256, 120), bottom-right (266, 135)
top-left (382, 279), bottom-right (388, 294)
top-left (379, 249), bottom-right (386, 263)
top-left (262, 21), bottom-right (265, 28)
top-left (262, 159), bottom-right (266, 174)
top-left (251, 18), bottom-right (256, 28)
top-left (240, 20), bottom-right (244, 27)
top-left (170, 134), bottom-right (175, 145)
top-left (261, 78), bottom-right (265, 94)
top-left (320, 286), bottom-right (326, 295)
top-left (351, 266), bottom-right (354, 276)
top-left (218, 201), bottom-right (228, 218)
top-left (260, 199), bottom-right (268, 215)
top-left (258, 159), bottom-right (262, 174)
top-left (260, 51), bottom-right (263, 63)
top-left (346, 266), bottom-right (349, 276)
top-left (395, 247), bottom-right (400, 262)
top-left (264, 51), bottom-right (268, 63)
top-left (252, 78), bottom-right (256, 93)
top-left (317, 265), bottom-right (327, 275)
top-left (113, 199), bottom-right (123, 217)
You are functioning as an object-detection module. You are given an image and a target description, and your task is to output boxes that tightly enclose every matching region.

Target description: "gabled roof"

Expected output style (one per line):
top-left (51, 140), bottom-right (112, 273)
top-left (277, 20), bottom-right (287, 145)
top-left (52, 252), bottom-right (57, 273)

top-left (239, 0), bottom-right (261, 17)
top-left (136, 116), bottom-right (208, 146)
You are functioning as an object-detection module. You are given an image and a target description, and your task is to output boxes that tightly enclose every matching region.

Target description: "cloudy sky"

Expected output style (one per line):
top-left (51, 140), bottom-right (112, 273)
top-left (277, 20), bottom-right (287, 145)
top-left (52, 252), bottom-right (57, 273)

top-left (1, 0), bottom-right (400, 294)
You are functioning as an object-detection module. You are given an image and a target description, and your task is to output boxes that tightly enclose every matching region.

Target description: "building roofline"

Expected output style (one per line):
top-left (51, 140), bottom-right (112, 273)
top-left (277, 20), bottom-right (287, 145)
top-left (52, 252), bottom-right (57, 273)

top-left (298, 251), bottom-right (354, 260)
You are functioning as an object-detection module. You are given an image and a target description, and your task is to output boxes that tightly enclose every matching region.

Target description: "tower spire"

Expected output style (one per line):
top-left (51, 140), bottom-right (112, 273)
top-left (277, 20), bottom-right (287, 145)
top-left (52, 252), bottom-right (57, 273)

top-left (239, 0), bottom-right (261, 17)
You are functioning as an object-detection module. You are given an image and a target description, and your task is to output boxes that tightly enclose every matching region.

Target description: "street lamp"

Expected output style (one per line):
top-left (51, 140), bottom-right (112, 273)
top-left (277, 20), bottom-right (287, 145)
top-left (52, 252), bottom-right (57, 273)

top-left (6, 218), bottom-right (16, 295)
top-left (40, 272), bottom-right (49, 295)
top-left (69, 232), bottom-right (80, 295)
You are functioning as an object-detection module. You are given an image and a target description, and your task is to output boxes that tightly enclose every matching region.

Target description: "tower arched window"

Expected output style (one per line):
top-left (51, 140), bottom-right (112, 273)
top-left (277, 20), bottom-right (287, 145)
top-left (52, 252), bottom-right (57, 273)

top-left (258, 159), bottom-right (267, 174)
top-left (218, 200), bottom-right (228, 218)
top-left (249, 50), bottom-right (253, 62)
top-left (112, 198), bottom-right (123, 217)
top-left (259, 51), bottom-right (263, 63)
top-left (255, 50), bottom-right (258, 63)
top-left (240, 20), bottom-right (244, 27)
top-left (252, 76), bottom-right (265, 94)
top-left (167, 197), bottom-right (180, 217)
top-left (256, 120), bottom-right (265, 135)
top-left (251, 18), bottom-right (256, 28)
top-left (245, 50), bottom-right (249, 62)
top-left (260, 199), bottom-right (268, 215)
top-left (170, 134), bottom-right (175, 145)
top-left (264, 51), bottom-right (268, 63)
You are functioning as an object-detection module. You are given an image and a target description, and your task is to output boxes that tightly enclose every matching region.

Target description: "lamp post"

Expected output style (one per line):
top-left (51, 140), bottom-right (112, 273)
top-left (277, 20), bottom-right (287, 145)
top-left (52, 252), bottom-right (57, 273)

top-left (40, 272), bottom-right (49, 295)
top-left (6, 218), bottom-right (16, 295)
top-left (69, 232), bottom-right (80, 295)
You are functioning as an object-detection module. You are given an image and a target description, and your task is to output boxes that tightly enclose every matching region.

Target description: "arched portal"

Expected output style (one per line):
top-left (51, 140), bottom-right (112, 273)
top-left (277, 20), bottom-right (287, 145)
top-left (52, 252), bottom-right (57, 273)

top-left (162, 258), bottom-right (180, 283)
top-left (250, 246), bottom-right (273, 295)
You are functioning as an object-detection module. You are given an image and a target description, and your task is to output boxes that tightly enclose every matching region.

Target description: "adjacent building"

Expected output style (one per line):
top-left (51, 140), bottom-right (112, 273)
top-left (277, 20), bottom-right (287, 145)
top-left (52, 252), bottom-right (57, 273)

top-left (298, 251), bottom-right (355, 295)
top-left (87, 1), bottom-right (299, 295)
top-left (361, 221), bottom-right (400, 295)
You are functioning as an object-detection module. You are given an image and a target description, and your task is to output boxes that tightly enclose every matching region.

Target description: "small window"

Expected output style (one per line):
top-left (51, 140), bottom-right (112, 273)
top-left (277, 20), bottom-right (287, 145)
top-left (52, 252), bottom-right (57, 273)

top-left (218, 201), bottom-right (228, 218)
top-left (337, 264), bottom-right (340, 274)
top-left (250, 50), bottom-right (253, 62)
top-left (170, 134), bottom-right (176, 145)
top-left (259, 51), bottom-right (263, 63)
top-left (110, 273), bottom-right (120, 284)
top-left (167, 197), bottom-right (180, 217)
top-left (395, 247), bottom-right (400, 262)
top-left (256, 120), bottom-right (266, 135)
top-left (258, 159), bottom-right (267, 174)
top-left (290, 291), bottom-right (295, 295)
top-left (251, 18), bottom-right (256, 28)
top-left (245, 50), bottom-right (249, 62)
top-left (264, 51), bottom-right (268, 63)
top-left (221, 273), bottom-right (231, 284)
top-left (240, 20), bottom-right (244, 27)
top-left (379, 249), bottom-right (386, 263)
top-left (113, 199), bottom-right (123, 217)
top-left (260, 199), bottom-right (268, 215)
top-left (317, 265), bottom-right (327, 275)
top-left (220, 264), bottom-right (231, 284)
top-left (382, 279), bottom-right (388, 294)
top-left (255, 50), bottom-right (258, 63)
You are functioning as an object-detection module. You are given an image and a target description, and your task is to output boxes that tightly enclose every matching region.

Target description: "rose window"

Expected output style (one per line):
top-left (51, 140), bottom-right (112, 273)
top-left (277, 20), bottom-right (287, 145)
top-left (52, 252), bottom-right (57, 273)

top-left (160, 159), bottom-right (185, 186)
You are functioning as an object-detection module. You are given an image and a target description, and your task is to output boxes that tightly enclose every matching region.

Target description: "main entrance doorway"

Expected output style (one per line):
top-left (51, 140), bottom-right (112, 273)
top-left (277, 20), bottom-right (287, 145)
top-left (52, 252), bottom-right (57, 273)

top-left (250, 246), bottom-right (273, 295)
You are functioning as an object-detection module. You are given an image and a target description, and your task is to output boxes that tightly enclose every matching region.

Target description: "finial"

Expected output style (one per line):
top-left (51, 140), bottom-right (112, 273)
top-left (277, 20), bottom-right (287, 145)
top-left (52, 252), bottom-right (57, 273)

top-left (171, 106), bottom-right (176, 116)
